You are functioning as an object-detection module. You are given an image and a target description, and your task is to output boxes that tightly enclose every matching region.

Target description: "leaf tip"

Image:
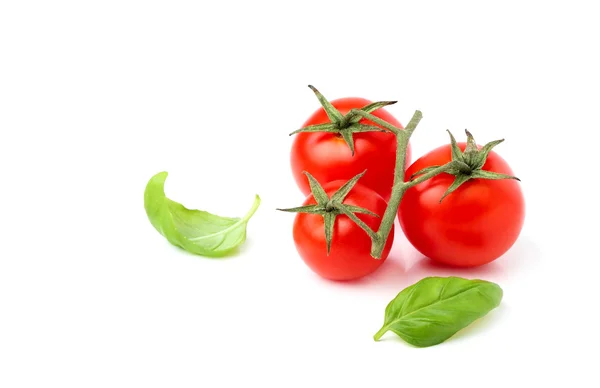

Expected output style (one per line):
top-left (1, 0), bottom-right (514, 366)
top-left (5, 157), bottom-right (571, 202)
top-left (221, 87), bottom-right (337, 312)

top-left (146, 171), bottom-right (169, 191)
top-left (249, 194), bottom-right (261, 212)
top-left (153, 170), bottom-right (169, 179)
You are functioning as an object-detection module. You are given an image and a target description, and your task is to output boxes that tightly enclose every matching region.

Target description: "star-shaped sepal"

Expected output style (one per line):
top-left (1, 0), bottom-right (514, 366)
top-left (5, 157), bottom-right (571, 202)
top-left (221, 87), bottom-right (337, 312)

top-left (289, 85), bottom-right (396, 156)
top-left (277, 171), bottom-right (379, 255)
top-left (410, 130), bottom-right (521, 202)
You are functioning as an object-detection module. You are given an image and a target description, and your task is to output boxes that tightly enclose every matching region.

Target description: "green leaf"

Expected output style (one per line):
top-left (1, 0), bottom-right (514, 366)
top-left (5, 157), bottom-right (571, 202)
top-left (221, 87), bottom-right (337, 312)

top-left (144, 172), bottom-right (260, 257)
top-left (374, 276), bottom-right (503, 347)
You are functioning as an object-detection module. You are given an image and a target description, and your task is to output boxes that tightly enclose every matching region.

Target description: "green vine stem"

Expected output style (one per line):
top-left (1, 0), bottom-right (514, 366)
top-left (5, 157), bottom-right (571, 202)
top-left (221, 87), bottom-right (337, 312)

top-left (349, 109), bottom-right (451, 258)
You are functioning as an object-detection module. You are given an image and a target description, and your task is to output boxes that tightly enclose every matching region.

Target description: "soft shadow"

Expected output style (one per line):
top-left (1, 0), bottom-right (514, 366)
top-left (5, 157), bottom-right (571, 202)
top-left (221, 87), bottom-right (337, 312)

top-left (493, 235), bottom-right (542, 274)
top-left (322, 222), bottom-right (419, 291)
top-left (407, 258), bottom-right (506, 283)
top-left (169, 237), bottom-right (257, 261)
top-left (306, 233), bottom-right (541, 291)
top-left (402, 236), bottom-right (541, 284)
top-left (352, 256), bottom-right (408, 288)
top-left (308, 255), bottom-right (407, 291)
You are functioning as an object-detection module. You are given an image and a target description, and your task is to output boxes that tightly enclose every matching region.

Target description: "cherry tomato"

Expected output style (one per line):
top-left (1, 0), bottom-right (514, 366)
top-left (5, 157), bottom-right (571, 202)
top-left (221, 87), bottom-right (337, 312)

top-left (291, 97), bottom-right (411, 201)
top-left (293, 181), bottom-right (394, 281)
top-left (399, 143), bottom-right (525, 267)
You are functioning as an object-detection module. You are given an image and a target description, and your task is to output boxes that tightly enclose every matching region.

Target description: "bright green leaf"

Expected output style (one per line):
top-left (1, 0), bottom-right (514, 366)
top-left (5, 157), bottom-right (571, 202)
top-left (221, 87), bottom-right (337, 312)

top-left (374, 276), bottom-right (503, 347)
top-left (144, 171), bottom-right (260, 257)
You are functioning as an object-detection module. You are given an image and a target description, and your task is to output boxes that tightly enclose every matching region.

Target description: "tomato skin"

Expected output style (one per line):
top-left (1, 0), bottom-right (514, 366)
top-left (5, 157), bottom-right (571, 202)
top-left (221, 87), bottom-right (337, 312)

top-left (293, 181), bottom-right (394, 281)
top-left (399, 143), bottom-right (525, 267)
top-left (291, 97), bottom-right (411, 202)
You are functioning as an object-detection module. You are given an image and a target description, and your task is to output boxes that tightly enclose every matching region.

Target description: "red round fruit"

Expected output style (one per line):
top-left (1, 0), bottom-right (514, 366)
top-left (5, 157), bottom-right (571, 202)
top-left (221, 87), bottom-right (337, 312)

top-left (291, 97), bottom-right (411, 202)
top-left (399, 143), bottom-right (525, 267)
top-left (293, 181), bottom-right (394, 281)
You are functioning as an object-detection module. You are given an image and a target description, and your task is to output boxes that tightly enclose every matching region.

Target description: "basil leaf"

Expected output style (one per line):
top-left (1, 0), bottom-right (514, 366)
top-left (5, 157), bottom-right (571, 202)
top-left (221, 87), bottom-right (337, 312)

top-left (374, 276), bottom-right (502, 347)
top-left (144, 171), bottom-right (260, 257)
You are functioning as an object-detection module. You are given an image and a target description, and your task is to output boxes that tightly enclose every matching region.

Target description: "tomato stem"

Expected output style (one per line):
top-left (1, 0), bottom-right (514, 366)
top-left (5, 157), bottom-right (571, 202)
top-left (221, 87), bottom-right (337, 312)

top-left (368, 110), bottom-right (420, 258)
top-left (351, 110), bottom-right (461, 259)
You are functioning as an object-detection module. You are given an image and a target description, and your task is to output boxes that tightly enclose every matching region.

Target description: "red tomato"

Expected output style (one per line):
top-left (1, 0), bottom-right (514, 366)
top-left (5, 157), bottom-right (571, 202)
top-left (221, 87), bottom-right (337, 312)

top-left (293, 181), bottom-right (394, 281)
top-left (291, 97), bottom-right (411, 201)
top-left (399, 143), bottom-right (525, 267)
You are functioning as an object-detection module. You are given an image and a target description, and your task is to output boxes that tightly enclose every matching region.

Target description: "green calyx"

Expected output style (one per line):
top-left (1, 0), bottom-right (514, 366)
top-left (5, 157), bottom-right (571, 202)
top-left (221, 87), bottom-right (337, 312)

top-left (411, 129), bottom-right (520, 202)
top-left (289, 85), bottom-right (396, 156)
top-left (277, 170), bottom-right (379, 254)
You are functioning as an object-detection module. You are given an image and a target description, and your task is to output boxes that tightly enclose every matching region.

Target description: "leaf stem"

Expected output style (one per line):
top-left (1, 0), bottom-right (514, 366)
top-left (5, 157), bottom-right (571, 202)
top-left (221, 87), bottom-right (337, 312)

top-left (373, 325), bottom-right (388, 341)
top-left (363, 111), bottom-right (481, 258)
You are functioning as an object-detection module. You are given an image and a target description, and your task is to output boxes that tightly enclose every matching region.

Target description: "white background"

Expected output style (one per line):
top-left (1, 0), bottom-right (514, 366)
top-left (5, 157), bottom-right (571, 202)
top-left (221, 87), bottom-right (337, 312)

top-left (1, 1), bottom-right (599, 387)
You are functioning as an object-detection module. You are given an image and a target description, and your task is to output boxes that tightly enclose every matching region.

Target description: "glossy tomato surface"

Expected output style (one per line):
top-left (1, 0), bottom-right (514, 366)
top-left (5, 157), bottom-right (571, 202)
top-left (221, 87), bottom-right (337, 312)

top-left (399, 143), bottom-right (525, 267)
top-left (293, 181), bottom-right (394, 281)
top-left (291, 97), bottom-right (411, 201)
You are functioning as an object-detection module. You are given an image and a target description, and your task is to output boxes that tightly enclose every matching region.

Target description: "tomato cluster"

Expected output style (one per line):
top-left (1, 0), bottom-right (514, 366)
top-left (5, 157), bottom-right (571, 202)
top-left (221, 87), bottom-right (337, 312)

top-left (284, 88), bottom-right (525, 281)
